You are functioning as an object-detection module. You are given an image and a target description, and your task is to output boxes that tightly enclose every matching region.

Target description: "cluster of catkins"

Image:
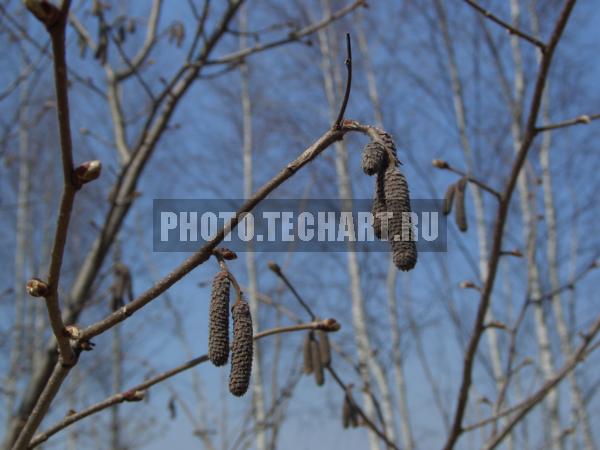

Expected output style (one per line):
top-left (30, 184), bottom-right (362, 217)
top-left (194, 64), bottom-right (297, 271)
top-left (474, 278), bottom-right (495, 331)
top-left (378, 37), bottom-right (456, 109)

top-left (302, 330), bottom-right (331, 386)
top-left (361, 129), bottom-right (417, 271)
top-left (341, 393), bottom-right (362, 429)
top-left (208, 270), bottom-right (254, 397)
top-left (443, 177), bottom-right (468, 232)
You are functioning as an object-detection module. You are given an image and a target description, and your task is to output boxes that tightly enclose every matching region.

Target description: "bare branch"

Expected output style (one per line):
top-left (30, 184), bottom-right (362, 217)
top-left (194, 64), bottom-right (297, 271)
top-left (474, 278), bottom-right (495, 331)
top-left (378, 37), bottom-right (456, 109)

top-left (30, 320), bottom-right (340, 448)
top-left (205, 0), bottom-right (366, 66)
top-left (115, 0), bottom-right (163, 80)
top-left (333, 33), bottom-right (352, 129)
top-left (443, 1), bottom-right (578, 449)
top-left (432, 159), bottom-right (501, 200)
top-left (535, 112), bottom-right (600, 132)
top-left (483, 314), bottom-right (600, 450)
top-left (79, 122), bottom-right (374, 341)
top-left (462, 0), bottom-right (545, 49)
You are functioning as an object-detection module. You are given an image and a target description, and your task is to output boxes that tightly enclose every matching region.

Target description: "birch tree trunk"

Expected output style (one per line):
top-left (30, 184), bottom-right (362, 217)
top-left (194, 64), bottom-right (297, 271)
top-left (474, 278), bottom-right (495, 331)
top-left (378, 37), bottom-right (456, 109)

top-left (508, 3), bottom-right (561, 449)
top-left (433, 5), bottom-right (507, 442)
top-left (239, 7), bottom-right (267, 450)
top-left (316, 3), bottom-right (395, 448)
top-left (356, 14), bottom-right (414, 449)
top-left (5, 73), bottom-right (32, 431)
top-left (528, 4), bottom-right (596, 448)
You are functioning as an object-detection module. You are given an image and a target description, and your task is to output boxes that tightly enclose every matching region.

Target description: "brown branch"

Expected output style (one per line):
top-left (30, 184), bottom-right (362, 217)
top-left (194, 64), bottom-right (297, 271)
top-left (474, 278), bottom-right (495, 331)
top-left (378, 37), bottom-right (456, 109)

top-left (334, 33), bottom-right (352, 129)
top-left (442, 2), bottom-right (577, 449)
top-left (29, 320), bottom-right (340, 448)
top-left (461, 315), bottom-right (600, 436)
top-left (462, 0), bottom-right (545, 50)
top-left (268, 262), bottom-right (317, 320)
top-left (432, 159), bottom-right (501, 200)
top-left (23, 0), bottom-right (79, 369)
top-left (483, 314), bottom-right (600, 450)
top-left (205, 0), bottom-right (366, 65)
top-left (11, 362), bottom-right (70, 450)
top-left (535, 112), bottom-right (600, 132)
top-left (79, 121), bottom-right (370, 341)
top-left (326, 366), bottom-right (400, 450)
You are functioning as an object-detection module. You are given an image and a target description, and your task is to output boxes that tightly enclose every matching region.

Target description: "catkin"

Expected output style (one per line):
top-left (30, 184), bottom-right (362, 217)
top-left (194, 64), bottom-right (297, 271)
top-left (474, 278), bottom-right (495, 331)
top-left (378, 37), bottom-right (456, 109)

top-left (443, 183), bottom-right (456, 216)
top-left (229, 300), bottom-right (253, 397)
top-left (208, 271), bottom-right (230, 367)
top-left (342, 396), bottom-right (351, 429)
top-left (383, 164), bottom-right (417, 271)
top-left (303, 332), bottom-right (314, 374)
top-left (317, 330), bottom-right (331, 366)
top-left (372, 172), bottom-right (386, 239)
top-left (311, 339), bottom-right (325, 386)
top-left (361, 142), bottom-right (388, 176)
top-left (372, 129), bottom-right (399, 163)
top-left (455, 177), bottom-right (468, 232)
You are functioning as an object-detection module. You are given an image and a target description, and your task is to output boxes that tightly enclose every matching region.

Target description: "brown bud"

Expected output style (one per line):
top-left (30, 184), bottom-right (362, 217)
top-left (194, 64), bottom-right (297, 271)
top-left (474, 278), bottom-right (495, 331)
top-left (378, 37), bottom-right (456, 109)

top-left (218, 248), bottom-right (237, 260)
top-left (319, 318), bottom-right (341, 332)
top-left (303, 332), bottom-right (314, 374)
top-left (383, 165), bottom-right (417, 271)
top-left (123, 389), bottom-right (146, 402)
top-left (317, 330), bottom-right (331, 366)
top-left (577, 115), bottom-right (591, 124)
top-left (74, 160), bottom-right (102, 186)
top-left (26, 278), bottom-right (49, 297)
top-left (459, 280), bottom-right (478, 290)
top-left (267, 261), bottom-right (281, 274)
top-left (65, 325), bottom-right (81, 340)
top-left (208, 271), bottom-right (230, 367)
top-left (432, 159), bottom-right (449, 169)
top-left (455, 177), bottom-right (468, 232)
top-left (361, 141), bottom-right (388, 176)
top-left (443, 183), bottom-right (456, 216)
top-left (311, 339), bottom-right (324, 386)
top-left (229, 300), bottom-right (253, 397)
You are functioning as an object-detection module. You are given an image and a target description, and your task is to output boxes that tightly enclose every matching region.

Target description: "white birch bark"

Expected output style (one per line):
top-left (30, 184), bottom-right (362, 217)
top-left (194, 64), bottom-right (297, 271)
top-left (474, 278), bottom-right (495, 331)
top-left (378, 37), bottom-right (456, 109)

top-left (527, 4), bottom-right (596, 447)
top-left (316, 3), bottom-right (392, 448)
top-left (434, 3), bottom-right (506, 436)
top-left (5, 74), bottom-right (32, 431)
top-left (239, 7), bottom-right (267, 450)
top-left (508, 2), bottom-right (561, 448)
top-left (356, 13), bottom-right (414, 449)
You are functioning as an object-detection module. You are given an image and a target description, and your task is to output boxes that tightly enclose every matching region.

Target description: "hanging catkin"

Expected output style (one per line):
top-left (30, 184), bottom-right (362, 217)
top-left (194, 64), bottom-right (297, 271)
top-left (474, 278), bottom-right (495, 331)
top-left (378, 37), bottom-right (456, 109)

top-left (342, 396), bottom-right (351, 429)
top-left (208, 270), bottom-right (230, 367)
top-left (383, 164), bottom-right (417, 271)
top-left (310, 339), bottom-right (325, 386)
top-left (372, 172), bottom-right (386, 239)
top-left (455, 177), bottom-right (468, 232)
top-left (443, 183), bottom-right (456, 216)
top-left (361, 141), bottom-right (388, 176)
top-left (229, 300), bottom-right (253, 397)
top-left (303, 332), bottom-right (314, 374)
top-left (317, 330), bottom-right (331, 366)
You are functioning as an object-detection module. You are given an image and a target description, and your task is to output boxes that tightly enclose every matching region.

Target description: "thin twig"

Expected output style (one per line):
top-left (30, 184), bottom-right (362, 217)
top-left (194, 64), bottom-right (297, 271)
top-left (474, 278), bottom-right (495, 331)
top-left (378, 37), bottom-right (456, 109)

top-left (535, 112), bottom-right (600, 132)
top-left (462, 316), bottom-right (600, 434)
top-left (205, 0), bottom-right (365, 65)
top-left (434, 161), bottom-right (501, 201)
top-left (30, 320), bottom-right (340, 448)
top-left (268, 262), bottom-right (317, 320)
top-left (483, 314), bottom-right (600, 450)
top-left (462, 0), bottom-right (545, 49)
top-left (334, 33), bottom-right (352, 129)
top-left (327, 366), bottom-right (400, 450)
top-left (11, 362), bottom-right (70, 450)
